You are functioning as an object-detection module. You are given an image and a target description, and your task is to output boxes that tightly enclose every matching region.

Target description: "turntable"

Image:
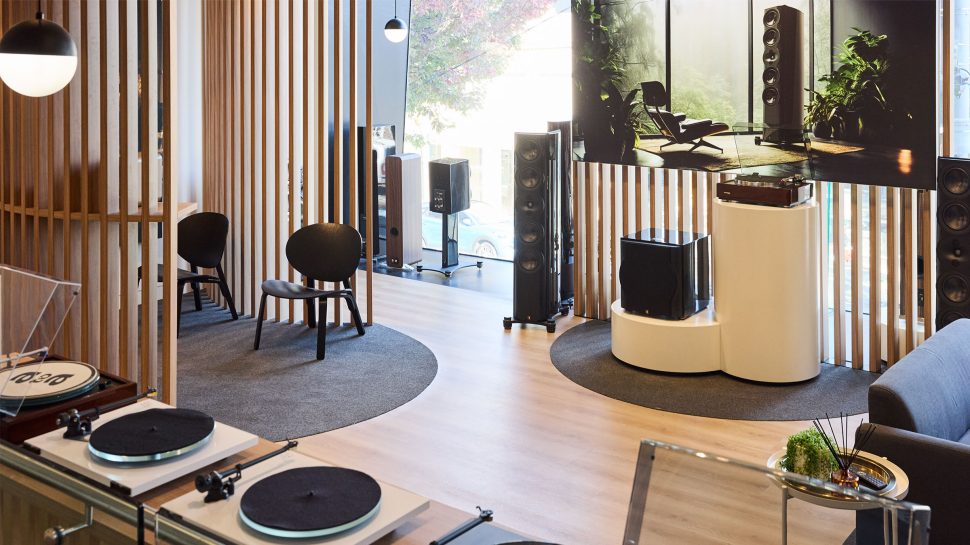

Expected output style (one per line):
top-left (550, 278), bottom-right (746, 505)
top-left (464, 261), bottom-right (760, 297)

top-left (24, 398), bottom-right (258, 495)
top-left (162, 447), bottom-right (430, 544)
top-left (716, 173), bottom-right (813, 207)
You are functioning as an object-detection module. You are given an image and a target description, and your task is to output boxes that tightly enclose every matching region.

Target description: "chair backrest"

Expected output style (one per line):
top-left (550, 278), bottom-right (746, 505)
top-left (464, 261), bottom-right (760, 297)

top-left (869, 318), bottom-right (970, 442)
top-left (640, 81), bottom-right (668, 109)
top-left (648, 110), bottom-right (682, 139)
top-left (178, 212), bottom-right (229, 269)
top-left (285, 223), bottom-right (362, 283)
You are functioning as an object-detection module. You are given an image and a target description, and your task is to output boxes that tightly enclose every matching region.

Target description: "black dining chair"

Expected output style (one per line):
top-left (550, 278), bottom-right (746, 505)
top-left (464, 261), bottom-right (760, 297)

top-left (253, 223), bottom-right (365, 360)
top-left (140, 211), bottom-right (238, 337)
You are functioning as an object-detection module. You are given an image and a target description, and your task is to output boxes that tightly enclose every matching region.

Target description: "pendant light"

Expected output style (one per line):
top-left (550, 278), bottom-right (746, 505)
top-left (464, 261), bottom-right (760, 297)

top-left (0, 2), bottom-right (78, 98)
top-left (384, 0), bottom-right (408, 43)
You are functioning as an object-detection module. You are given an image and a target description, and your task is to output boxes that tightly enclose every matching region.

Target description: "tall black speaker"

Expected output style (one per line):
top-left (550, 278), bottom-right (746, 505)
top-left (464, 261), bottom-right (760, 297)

top-left (937, 157), bottom-right (970, 330)
top-left (505, 131), bottom-right (566, 333)
top-left (761, 5), bottom-right (803, 144)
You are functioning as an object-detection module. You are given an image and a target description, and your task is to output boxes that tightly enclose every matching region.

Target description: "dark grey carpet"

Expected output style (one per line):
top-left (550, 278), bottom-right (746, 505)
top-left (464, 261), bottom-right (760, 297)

top-left (550, 321), bottom-right (877, 421)
top-left (176, 298), bottom-right (437, 441)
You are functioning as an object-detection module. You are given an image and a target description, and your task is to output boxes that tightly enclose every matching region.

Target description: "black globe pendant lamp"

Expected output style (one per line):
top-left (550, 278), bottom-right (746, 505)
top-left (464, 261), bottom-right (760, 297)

top-left (384, 0), bottom-right (408, 43)
top-left (0, 2), bottom-right (78, 97)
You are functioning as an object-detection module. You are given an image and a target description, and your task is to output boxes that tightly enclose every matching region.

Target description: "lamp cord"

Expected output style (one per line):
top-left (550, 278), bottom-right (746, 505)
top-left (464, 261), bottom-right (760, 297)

top-left (394, 0), bottom-right (397, 19)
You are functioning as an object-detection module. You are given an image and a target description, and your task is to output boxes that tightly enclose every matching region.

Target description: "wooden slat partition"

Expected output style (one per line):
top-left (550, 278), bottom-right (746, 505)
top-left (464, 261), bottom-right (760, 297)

top-left (573, 162), bottom-right (936, 370)
top-left (200, 0), bottom-right (376, 330)
top-left (0, 0), bottom-right (178, 400)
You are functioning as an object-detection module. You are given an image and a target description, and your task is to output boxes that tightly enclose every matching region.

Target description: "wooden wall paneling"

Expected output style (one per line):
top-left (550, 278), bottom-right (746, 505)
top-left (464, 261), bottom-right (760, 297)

top-left (609, 164), bottom-right (617, 311)
top-left (284, 0), bottom-right (294, 323)
top-left (676, 170), bottom-right (684, 233)
top-left (79, 0), bottom-right (91, 364)
top-left (902, 189), bottom-right (918, 354)
top-left (100, 0), bottom-right (121, 375)
top-left (818, 182), bottom-right (829, 362)
top-left (920, 190), bottom-right (935, 340)
top-left (365, 0), bottom-right (375, 325)
top-left (261, 0), bottom-right (268, 315)
top-left (332, 0), bottom-right (343, 326)
top-left (250, 0), bottom-right (258, 315)
top-left (162, 0), bottom-right (179, 403)
top-left (302, 0), bottom-right (310, 306)
top-left (647, 168), bottom-right (655, 230)
top-left (634, 167), bottom-right (642, 233)
top-left (868, 186), bottom-right (882, 372)
top-left (572, 161), bottom-right (583, 317)
top-left (584, 162), bottom-right (593, 316)
top-left (139, 0), bottom-right (161, 389)
top-left (831, 183), bottom-right (845, 365)
top-left (690, 171), bottom-right (699, 234)
top-left (348, 0), bottom-right (358, 306)
top-left (850, 185), bottom-right (862, 368)
top-left (597, 163), bottom-right (605, 319)
top-left (662, 170), bottom-right (670, 231)
top-left (273, 0), bottom-right (281, 320)
top-left (117, 0), bottom-right (134, 380)
top-left (621, 165), bottom-right (629, 238)
top-left (886, 187), bottom-right (900, 365)
top-left (0, 0), bottom-right (4, 266)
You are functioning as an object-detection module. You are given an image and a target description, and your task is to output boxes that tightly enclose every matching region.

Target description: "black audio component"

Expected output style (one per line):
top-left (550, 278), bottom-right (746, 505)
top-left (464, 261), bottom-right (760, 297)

top-left (548, 120), bottom-right (574, 304)
top-left (762, 5), bottom-right (804, 145)
top-left (504, 131), bottom-right (568, 333)
top-left (937, 157), bottom-right (970, 330)
top-left (429, 158), bottom-right (470, 215)
top-left (618, 229), bottom-right (710, 321)
top-left (717, 174), bottom-right (813, 207)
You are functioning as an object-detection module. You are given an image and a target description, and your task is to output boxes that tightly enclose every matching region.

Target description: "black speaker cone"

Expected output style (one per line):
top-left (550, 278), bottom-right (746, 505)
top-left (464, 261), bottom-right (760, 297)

top-left (763, 68), bottom-right (779, 86)
top-left (515, 167), bottom-right (541, 190)
top-left (941, 202), bottom-right (970, 232)
top-left (941, 274), bottom-right (970, 304)
top-left (517, 251), bottom-right (543, 273)
top-left (519, 222), bottom-right (543, 244)
top-left (939, 310), bottom-right (968, 328)
top-left (517, 141), bottom-right (540, 162)
top-left (763, 28), bottom-right (779, 46)
top-left (762, 87), bottom-right (779, 106)
top-left (763, 9), bottom-right (779, 27)
top-left (943, 167), bottom-right (970, 196)
top-left (763, 47), bottom-right (779, 65)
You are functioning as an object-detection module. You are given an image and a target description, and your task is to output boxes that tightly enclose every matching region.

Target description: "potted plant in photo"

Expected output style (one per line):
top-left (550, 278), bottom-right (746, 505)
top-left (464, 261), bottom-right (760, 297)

top-left (804, 28), bottom-right (906, 143)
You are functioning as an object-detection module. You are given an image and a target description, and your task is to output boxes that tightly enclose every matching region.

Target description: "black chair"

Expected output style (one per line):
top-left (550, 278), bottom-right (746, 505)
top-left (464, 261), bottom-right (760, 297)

top-left (641, 81), bottom-right (729, 153)
top-left (254, 223), bottom-right (365, 360)
top-left (141, 211), bottom-right (238, 337)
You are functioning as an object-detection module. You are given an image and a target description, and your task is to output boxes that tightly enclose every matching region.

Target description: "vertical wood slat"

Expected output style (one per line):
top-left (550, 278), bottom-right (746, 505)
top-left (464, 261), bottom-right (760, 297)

top-left (365, 0), bottom-right (374, 325)
top-left (348, 0), bottom-right (358, 305)
top-left (648, 168), bottom-right (655, 230)
top-left (332, 0), bottom-right (343, 325)
top-left (634, 167), bottom-right (642, 233)
top-left (572, 161), bottom-right (583, 317)
top-left (162, 0), bottom-right (179, 403)
top-left (690, 171), bottom-right (699, 234)
top-left (818, 181), bottom-right (829, 362)
top-left (597, 163), bottom-right (606, 319)
top-left (609, 165), bottom-right (617, 310)
top-left (868, 186), bottom-right (882, 372)
top-left (886, 187), bottom-right (900, 365)
top-left (921, 190), bottom-right (935, 340)
top-left (850, 185), bottom-right (863, 368)
top-left (832, 183), bottom-right (845, 366)
top-left (584, 162), bottom-right (593, 316)
top-left (903, 189), bottom-right (919, 353)
top-left (273, 0), bottom-right (281, 320)
top-left (79, 0), bottom-right (90, 364)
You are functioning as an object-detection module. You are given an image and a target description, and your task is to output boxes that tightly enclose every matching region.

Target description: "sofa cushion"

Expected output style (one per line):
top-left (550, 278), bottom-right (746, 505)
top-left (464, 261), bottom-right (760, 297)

top-left (961, 429), bottom-right (970, 446)
top-left (868, 319), bottom-right (970, 442)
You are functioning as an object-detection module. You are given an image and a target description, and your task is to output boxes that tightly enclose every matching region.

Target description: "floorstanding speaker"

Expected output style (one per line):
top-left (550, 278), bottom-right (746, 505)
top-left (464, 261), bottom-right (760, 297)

top-left (505, 131), bottom-right (566, 333)
top-left (386, 153), bottom-right (423, 268)
top-left (548, 120), bottom-right (574, 303)
top-left (937, 157), bottom-right (970, 330)
top-left (762, 5), bottom-right (803, 144)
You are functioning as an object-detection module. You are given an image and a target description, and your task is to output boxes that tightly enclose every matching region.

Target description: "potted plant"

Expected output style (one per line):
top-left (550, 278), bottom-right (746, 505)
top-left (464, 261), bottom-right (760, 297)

top-left (804, 28), bottom-right (904, 142)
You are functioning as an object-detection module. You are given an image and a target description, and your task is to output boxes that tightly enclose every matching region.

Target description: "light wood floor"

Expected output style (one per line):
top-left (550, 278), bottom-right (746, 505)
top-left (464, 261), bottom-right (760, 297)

top-left (298, 272), bottom-right (865, 545)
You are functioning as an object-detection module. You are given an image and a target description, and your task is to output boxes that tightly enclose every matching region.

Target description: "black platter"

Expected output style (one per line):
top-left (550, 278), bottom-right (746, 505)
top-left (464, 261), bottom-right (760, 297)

top-left (239, 466), bottom-right (382, 538)
top-left (88, 408), bottom-right (215, 463)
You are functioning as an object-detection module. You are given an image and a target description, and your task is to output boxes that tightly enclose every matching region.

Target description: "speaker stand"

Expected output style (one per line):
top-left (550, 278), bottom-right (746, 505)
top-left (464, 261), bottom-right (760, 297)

top-left (416, 212), bottom-right (483, 278)
top-left (503, 302), bottom-right (571, 333)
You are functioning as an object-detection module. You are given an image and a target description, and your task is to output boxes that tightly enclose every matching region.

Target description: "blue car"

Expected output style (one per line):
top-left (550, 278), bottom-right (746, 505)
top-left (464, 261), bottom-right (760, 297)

top-left (421, 201), bottom-right (514, 261)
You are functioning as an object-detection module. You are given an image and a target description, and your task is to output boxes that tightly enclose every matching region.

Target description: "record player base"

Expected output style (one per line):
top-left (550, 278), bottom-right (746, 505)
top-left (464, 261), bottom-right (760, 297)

top-left (611, 301), bottom-right (721, 373)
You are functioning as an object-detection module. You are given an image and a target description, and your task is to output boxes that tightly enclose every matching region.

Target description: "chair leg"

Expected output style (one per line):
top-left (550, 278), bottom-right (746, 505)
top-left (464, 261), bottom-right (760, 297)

top-left (343, 294), bottom-right (366, 336)
top-left (176, 281), bottom-right (184, 338)
top-left (190, 265), bottom-right (202, 311)
top-left (659, 140), bottom-right (677, 150)
top-left (690, 138), bottom-right (722, 153)
top-left (254, 293), bottom-right (268, 350)
top-left (215, 264), bottom-right (239, 320)
top-left (306, 299), bottom-right (317, 328)
top-left (316, 297), bottom-right (328, 360)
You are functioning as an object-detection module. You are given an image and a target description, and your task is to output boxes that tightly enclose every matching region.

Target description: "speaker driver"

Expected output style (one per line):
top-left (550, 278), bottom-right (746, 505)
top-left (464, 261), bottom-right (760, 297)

top-left (940, 274), bottom-right (970, 304)
top-left (763, 68), bottom-right (779, 86)
top-left (939, 310), bottom-right (968, 328)
top-left (943, 167), bottom-right (970, 196)
top-left (515, 167), bottom-right (541, 189)
top-left (763, 47), bottom-right (779, 65)
top-left (518, 197), bottom-right (545, 215)
top-left (763, 28), bottom-right (779, 46)
top-left (938, 240), bottom-right (968, 268)
top-left (941, 202), bottom-right (970, 233)
top-left (516, 141), bottom-right (540, 162)
top-left (762, 87), bottom-right (779, 106)
top-left (763, 8), bottom-right (779, 27)
top-left (518, 222), bottom-right (543, 244)
top-left (517, 251), bottom-right (543, 273)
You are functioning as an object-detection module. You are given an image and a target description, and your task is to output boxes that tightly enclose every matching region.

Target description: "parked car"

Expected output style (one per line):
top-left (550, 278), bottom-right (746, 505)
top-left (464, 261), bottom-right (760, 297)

top-left (422, 201), bottom-right (514, 261)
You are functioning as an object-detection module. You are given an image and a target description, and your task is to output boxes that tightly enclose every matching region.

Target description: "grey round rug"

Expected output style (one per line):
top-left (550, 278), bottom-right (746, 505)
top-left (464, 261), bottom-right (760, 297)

top-left (550, 321), bottom-right (877, 420)
top-left (177, 298), bottom-right (437, 440)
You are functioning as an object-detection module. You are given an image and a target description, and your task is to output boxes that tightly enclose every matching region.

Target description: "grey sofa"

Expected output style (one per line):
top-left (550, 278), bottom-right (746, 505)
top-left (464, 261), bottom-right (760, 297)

top-left (857, 318), bottom-right (970, 544)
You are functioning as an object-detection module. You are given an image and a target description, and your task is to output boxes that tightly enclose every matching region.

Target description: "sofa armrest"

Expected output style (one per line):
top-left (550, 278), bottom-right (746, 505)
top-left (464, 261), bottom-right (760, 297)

top-left (859, 423), bottom-right (970, 544)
